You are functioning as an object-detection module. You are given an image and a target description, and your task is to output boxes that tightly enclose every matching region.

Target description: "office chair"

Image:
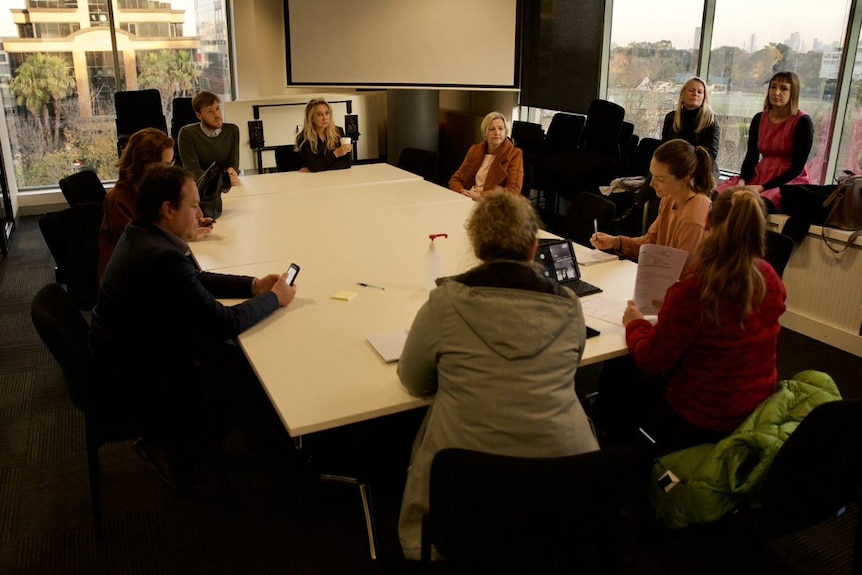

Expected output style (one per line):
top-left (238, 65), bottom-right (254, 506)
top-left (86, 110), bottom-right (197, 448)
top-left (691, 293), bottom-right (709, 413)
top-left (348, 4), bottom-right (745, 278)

top-left (31, 283), bottom-right (141, 539)
top-left (613, 137), bottom-right (662, 238)
top-left (559, 191), bottom-right (616, 247)
top-left (540, 101), bottom-right (626, 215)
top-left (618, 121), bottom-right (636, 172)
top-left (38, 204), bottom-right (103, 310)
top-left (421, 446), bottom-right (641, 574)
top-left (542, 112), bottom-right (586, 157)
top-left (58, 170), bottom-right (107, 207)
top-left (520, 163), bottom-right (534, 200)
top-left (757, 398), bottom-right (862, 574)
top-left (275, 146), bottom-right (305, 172)
top-left (764, 230), bottom-right (794, 278)
top-left (511, 120), bottom-right (544, 163)
top-left (171, 97), bottom-right (197, 166)
top-left (115, 89), bottom-right (168, 157)
top-left (396, 147), bottom-right (439, 183)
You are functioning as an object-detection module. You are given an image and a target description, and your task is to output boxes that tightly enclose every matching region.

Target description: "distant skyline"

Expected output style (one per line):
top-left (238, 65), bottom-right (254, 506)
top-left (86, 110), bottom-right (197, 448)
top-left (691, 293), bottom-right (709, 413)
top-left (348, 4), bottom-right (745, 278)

top-left (610, 0), bottom-right (847, 52)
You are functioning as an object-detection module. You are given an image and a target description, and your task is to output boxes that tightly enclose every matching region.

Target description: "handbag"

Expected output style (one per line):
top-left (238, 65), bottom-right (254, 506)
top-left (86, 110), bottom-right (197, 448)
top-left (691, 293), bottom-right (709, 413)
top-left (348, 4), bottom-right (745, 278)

top-left (195, 162), bottom-right (232, 219)
top-left (821, 174), bottom-right (862, 253)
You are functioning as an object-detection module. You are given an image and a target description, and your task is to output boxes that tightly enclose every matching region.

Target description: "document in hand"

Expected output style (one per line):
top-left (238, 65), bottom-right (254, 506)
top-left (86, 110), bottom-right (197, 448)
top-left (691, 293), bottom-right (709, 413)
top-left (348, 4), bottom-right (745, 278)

top-left (633, 244), bottom-right (688, 315)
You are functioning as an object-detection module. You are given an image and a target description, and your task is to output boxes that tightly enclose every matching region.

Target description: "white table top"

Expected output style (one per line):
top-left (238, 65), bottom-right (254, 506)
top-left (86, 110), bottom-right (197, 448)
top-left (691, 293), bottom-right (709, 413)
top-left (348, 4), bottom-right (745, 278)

top-left (229, 162), bottom-right (422, 198)
top-left (195, 167), bottom-right (636, 436)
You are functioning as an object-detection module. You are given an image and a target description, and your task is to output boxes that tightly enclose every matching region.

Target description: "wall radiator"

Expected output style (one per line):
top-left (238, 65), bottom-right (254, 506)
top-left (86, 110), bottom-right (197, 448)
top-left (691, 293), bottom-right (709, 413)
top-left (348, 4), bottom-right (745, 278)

top-left (778, 221), bottom-right (862, 357)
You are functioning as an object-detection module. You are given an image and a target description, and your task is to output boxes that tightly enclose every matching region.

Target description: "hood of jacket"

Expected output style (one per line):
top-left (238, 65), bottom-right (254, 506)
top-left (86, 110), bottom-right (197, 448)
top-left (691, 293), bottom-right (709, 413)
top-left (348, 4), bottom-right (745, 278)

top-left (438, 261), bottom-right (578, 361)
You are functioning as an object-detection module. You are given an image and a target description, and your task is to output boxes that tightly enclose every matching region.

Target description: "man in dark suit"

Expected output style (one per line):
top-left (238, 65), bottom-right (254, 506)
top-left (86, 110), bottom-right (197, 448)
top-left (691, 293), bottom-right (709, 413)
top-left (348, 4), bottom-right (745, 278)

top-left (90, 164), bottom-right (294, 488)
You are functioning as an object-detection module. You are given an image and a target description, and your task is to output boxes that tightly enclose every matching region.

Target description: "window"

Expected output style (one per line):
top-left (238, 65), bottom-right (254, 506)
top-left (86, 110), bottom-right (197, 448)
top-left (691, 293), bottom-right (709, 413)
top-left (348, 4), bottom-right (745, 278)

top-left (832, 50), bottom-right (862, 176)
top-left (2, 0), bottom-right (232, 189)
top-left (707, 0), bottom-right (850, 181)
top-left (520, 0), bottom-right (858, 187)
top-left (606, 0), bottom-right (704, 141)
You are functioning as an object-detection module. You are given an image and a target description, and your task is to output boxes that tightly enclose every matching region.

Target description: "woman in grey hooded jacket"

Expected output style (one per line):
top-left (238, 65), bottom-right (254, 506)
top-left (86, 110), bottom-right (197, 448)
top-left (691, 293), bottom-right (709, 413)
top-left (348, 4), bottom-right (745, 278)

top-left (397, 191), bottom-right (599, 560)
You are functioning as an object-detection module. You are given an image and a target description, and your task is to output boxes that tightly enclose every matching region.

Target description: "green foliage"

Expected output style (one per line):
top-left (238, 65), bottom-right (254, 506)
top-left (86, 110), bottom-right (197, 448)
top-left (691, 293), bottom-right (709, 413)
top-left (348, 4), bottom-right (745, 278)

top-left (138, 49), bottom-right (201, 120)
top-left (8, 53), bottom-right (75, 150)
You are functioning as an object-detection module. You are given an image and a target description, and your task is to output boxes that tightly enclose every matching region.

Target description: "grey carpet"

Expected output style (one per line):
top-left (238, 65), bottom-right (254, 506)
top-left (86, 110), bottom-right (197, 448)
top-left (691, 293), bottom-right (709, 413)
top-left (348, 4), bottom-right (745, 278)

top-left (1, 215), bottom-right (860, 574)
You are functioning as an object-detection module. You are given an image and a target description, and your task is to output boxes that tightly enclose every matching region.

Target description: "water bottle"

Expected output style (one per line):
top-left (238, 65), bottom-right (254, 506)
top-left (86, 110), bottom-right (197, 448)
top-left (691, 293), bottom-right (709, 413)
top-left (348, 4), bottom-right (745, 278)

top-left (424, 233), bottom-right (448, 290)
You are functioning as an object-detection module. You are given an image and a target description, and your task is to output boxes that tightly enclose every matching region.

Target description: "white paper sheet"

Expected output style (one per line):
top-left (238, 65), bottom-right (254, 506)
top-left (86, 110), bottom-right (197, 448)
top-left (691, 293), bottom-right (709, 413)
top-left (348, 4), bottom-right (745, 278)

top-left (366, 330), bottom-right (408, 363)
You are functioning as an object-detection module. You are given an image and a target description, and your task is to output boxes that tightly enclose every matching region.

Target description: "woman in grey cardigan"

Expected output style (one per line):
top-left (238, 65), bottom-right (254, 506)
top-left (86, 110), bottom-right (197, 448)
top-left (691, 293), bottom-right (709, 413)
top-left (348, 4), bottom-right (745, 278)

top-left (397, 191), bottom-right (599, 560)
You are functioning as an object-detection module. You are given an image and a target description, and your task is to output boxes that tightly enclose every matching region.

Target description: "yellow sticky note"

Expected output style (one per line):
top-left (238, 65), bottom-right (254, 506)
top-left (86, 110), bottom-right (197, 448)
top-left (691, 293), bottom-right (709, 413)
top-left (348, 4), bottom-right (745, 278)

top-left (331, 290), bottom-right (357, 301)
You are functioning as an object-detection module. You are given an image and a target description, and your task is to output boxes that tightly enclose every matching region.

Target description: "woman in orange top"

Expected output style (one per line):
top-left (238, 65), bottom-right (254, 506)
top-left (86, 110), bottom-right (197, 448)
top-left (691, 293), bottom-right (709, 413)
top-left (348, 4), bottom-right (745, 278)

top-left (448, 111), bottom-right (524, 200)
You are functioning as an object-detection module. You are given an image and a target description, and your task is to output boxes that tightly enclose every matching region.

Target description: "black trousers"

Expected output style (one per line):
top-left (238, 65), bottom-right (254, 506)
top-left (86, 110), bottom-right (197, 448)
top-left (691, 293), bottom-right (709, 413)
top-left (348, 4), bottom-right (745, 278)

top-left (120, 340), bottom-right (270, 462)
top-left (596, 355), bottom-right (728, 458)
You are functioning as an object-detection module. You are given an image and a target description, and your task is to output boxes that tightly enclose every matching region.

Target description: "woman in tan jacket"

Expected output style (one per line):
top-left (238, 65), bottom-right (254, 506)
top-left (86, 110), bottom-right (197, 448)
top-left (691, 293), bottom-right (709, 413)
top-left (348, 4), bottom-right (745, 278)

top-left (448, 111), bottom-right (524, 199)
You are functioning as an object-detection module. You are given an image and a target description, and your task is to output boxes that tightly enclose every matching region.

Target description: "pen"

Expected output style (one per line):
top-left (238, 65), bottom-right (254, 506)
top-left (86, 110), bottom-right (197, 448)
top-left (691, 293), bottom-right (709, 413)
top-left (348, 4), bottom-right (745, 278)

top-left (357, 282), bottom-right (385, 290)
top-left (593, 218), bottom-right (598, 235)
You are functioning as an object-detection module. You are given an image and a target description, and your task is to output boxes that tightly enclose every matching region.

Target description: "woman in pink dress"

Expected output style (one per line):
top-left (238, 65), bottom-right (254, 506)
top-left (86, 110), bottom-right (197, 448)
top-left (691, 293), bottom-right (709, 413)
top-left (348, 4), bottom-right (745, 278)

top-left (737, 71), bottom-right (814, 213)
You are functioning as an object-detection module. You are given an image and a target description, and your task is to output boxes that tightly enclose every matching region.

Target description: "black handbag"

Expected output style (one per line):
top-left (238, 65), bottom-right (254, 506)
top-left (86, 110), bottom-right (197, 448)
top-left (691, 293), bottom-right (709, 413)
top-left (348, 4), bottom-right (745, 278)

top-left (195, 162), bottom-right (231, 219)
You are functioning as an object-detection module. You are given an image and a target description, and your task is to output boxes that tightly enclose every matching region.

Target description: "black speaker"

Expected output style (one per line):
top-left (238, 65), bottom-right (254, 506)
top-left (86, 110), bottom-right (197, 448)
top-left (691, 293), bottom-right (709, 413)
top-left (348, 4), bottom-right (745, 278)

top-left (248, 120), bottom-right (265, 149)
top-left (344, 114), bottom-right (360, 140)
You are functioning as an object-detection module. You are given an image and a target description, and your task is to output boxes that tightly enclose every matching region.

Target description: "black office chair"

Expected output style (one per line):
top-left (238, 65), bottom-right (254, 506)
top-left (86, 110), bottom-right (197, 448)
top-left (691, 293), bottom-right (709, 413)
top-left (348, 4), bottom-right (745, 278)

top-left (58, 170), bottom-right (107, 207)
top-left (559, 191), bottom-right (616, 246)
top-left (38, 205), bottom-right (103, 310)
top-left (511, 120), bottom-right (544, 160)
top-left (170, 97), bottom-right (197, 166)
top-left (421, 446), bottom-right (641, 574)
top-left (31, 283), bottom-right (141, 539)
top-left (617, 121), bottom-right (636, 172)
top-left (520, 163), bottom-right (534, 200)
top-left (274, 146), bottom-right (305, 172)
top-left (565, 98), bottom-right (626, 188)
top-left (757, 398), bottom-right (862, 574)
top-left (115, 89), bottom-right (168, 157)
top-left (542, 112), bottom-right (586, 158)
top-left (613, 137), bottom-right (663, 238)
top-left (764, 230), bottom-right (794, 278)
top-left (541, 101), bottom-right (626, 214)
top-left (397, 147), bottom-right (439, 183)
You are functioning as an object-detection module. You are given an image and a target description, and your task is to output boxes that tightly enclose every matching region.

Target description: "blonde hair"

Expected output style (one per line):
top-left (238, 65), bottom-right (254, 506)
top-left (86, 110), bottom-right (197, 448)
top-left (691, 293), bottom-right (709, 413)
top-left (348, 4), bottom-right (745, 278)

top-left (763, 71), bottom-right (801, 116)
top-left (653, 139), bottom-right (716, 195)
top-left (673, 77), bottom-right (716, 135)
top-left (466, 191), bottom-right (539, 262)
top-left (295, 98), bottom-right (341, 154)
top-left (480, 111), bottom-right (509, 142)
top-left (697, 187), bottom-right (767, 325)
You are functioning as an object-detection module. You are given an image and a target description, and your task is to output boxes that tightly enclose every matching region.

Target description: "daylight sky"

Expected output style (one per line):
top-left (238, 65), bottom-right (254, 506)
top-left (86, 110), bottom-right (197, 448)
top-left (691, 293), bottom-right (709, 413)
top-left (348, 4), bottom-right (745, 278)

top-left (0, 1), bottom-right (848, 52)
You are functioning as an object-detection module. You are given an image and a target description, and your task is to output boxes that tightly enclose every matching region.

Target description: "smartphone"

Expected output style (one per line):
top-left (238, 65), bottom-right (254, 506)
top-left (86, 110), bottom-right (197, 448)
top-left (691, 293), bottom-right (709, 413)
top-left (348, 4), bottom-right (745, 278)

top-left (286, 263), bottom-right (300, 286)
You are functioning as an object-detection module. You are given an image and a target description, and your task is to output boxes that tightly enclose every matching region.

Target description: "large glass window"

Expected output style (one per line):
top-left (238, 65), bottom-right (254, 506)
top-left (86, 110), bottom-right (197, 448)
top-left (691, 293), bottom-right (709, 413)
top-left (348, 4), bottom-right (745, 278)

top-left (707, 0), bottom-right (850, 181)
top-left (1, 0), bottom-right (231, 189)
top-left (607, 0), bottom-right (704, 141)
top-left (521, 0), bottom-right (859, 188)
top-left (832, 50), bottom-right (862, 176)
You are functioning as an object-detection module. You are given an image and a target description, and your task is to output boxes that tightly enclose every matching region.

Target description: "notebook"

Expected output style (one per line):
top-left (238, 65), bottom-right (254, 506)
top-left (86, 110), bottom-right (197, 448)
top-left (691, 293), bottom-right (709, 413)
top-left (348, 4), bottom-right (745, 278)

top-left (535, 239), bottom-right (602, 297)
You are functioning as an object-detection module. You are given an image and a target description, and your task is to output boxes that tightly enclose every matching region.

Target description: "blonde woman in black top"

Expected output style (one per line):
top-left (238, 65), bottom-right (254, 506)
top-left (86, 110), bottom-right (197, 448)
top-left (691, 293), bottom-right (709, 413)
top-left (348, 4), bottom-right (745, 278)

top-left (294, 98), bottom-right (352, 172)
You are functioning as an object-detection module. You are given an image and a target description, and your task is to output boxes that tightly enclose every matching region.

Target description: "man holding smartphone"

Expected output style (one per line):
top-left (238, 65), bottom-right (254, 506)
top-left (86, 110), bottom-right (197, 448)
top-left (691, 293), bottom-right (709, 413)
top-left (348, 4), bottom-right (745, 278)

top-left (90, 164), bottom-right (296, 491)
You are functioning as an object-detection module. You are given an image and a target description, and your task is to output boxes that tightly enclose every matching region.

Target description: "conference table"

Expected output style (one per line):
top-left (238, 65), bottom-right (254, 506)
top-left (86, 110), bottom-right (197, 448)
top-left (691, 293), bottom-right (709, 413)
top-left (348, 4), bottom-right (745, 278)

top-left (193, 163), bottom-right (638, 438)
top-left (191, 163), bottom-right (637, 559)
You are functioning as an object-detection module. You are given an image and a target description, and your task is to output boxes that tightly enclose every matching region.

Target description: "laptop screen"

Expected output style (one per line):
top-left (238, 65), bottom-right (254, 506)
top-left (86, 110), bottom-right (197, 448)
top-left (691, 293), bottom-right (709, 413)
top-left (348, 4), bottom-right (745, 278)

top-left (534, 239), bottom-right (581, 283)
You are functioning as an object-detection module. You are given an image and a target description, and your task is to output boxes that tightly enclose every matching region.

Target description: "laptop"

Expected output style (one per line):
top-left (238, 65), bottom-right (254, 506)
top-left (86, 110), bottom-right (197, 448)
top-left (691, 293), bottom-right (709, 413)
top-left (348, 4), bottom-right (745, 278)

top-left (535, 239), bottom-right (602, 297)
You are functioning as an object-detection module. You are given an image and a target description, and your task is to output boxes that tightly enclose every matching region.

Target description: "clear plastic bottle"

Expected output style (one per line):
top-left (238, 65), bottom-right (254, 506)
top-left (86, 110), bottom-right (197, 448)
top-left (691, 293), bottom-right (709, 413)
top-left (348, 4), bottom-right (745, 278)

top-left (424, 233), bottom-right (448, 290)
